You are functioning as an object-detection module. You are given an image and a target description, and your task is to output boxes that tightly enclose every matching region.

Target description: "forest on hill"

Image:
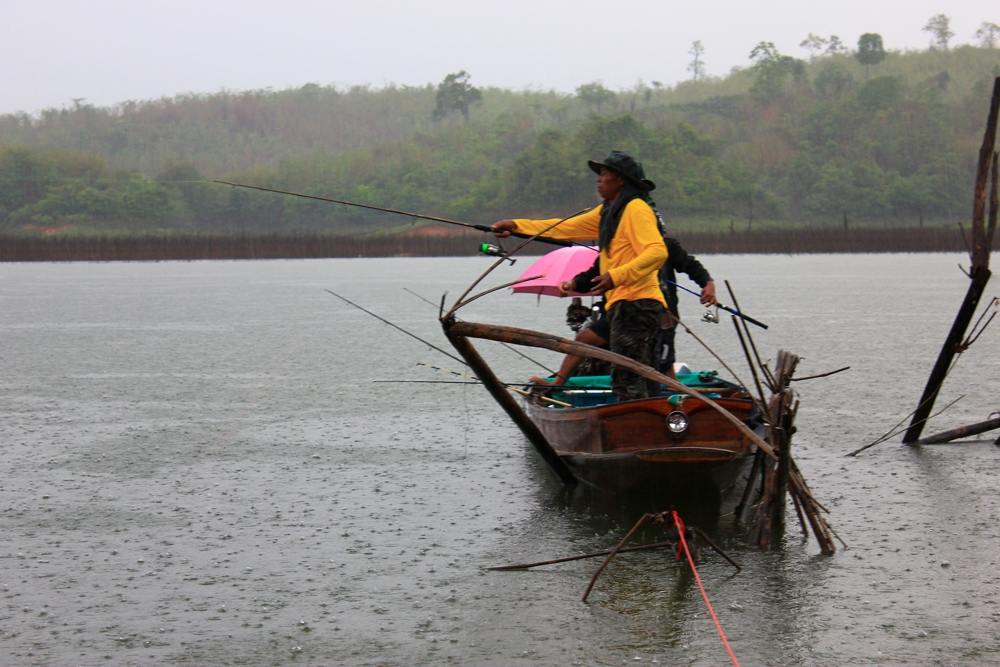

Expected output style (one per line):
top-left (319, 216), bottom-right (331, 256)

top-left (1, 33), bottom-right (999, 243)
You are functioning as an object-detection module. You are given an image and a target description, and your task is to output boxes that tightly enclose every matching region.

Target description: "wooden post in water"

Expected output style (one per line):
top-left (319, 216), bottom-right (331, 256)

top-left (754, 351), bottom-right (800, 549)
top-left (901, 267), bottom-right (992, 444)
top-left (914, 415), bottom-right (1000, 444)
top-left (903, 77), bottom-right (999, 444)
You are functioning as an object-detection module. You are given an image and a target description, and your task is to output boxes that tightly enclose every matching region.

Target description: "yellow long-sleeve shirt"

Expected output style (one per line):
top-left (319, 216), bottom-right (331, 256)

top-left (514, 199), bottom-right (667, 311)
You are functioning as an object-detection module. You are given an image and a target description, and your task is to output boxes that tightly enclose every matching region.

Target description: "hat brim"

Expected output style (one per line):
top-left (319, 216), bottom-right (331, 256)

top-left (587, 160), bottom-right (656, 192)
top-left (587, 159), bottom-right (607, 176)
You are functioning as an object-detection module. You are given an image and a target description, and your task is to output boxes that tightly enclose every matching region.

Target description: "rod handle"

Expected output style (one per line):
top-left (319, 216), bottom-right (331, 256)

top-left (721, 305), bottom-right (769, 330)
top-left (473, 224), bottom-right (575, 247)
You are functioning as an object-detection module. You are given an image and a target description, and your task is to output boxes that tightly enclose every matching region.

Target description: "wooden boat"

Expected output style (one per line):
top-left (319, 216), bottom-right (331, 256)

top-left (522, 372), bottom-right (761, 496)
top-left (442, 319), bottom-right (772, 509)
top-left (332, 267), bottom-right (835, 549)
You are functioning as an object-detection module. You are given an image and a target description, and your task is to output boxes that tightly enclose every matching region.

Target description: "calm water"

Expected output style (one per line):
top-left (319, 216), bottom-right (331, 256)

top-left (1, 254), bottom-right (998, 666)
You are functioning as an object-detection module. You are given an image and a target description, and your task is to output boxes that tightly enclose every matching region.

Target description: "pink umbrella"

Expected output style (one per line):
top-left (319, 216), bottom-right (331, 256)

top-left (512, 245), bottom-right (600, 297)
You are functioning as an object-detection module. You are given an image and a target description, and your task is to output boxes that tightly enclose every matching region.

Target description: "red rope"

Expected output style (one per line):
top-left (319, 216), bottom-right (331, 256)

top-left (672, 510), bottom-right (741, 667)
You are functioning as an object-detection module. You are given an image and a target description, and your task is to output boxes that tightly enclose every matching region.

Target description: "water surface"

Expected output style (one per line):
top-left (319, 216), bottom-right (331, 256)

top-left (1, 255), bottom-right (998, 665)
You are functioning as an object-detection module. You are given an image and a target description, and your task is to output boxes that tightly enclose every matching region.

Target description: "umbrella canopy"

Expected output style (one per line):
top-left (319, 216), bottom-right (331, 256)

top-left (512, 245), bottom-right (600, 297)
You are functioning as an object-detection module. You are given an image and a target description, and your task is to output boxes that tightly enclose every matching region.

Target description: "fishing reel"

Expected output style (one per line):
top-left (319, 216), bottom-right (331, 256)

top-left (478, 242), bottom-right (516, 265)
top-left (565, 297), bottom-right (592, 332)
top-left (702, 306), bottom-right (720, 324)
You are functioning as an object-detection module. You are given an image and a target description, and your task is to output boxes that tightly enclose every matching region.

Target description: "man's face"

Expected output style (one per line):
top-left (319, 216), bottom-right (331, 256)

top-left (596, 167), bottom-right (625, 201)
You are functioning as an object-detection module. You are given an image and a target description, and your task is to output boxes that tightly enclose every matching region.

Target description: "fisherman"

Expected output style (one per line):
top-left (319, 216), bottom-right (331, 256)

top-left (492, 150), bottom-right (667, 401)
top-left (656, 236), bottom-right (716, 374)
top-left (528, 237), bottom-right (717, 386)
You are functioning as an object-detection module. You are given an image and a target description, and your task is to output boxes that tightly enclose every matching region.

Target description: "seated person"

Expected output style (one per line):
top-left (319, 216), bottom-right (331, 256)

top-left (531, 237), bottom-right (716, 385)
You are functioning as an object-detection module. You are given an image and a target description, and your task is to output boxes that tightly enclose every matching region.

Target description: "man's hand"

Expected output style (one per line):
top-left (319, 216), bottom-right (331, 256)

top-left (558, 280), bottom-right (574, 296)
top-left (492, 219), bottom-right (518, 237)
top-left (590, 272), bottom-right (615, 294)
top-left (700, 280), bottom-right (717, 306)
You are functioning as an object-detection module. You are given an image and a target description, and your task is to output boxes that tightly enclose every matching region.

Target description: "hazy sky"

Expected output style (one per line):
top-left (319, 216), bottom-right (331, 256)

top-left (1, 0), bottom-right (995, 114)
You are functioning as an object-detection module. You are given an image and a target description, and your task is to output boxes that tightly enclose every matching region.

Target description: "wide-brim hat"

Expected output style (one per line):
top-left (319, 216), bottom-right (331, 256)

top-left (588, 150), bottom-right (656, 192)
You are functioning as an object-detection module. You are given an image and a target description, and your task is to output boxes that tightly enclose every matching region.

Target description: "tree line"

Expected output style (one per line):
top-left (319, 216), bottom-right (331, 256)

top-left (1, 37), bottom-right (998, 241)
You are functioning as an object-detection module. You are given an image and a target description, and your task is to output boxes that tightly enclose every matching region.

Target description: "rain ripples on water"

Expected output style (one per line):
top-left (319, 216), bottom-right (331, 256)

top-left (1, 255), bottom-right (998, 665)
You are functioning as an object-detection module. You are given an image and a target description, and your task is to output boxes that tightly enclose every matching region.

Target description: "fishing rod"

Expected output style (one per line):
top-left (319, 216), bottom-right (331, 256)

top-left (663, 279), bottom-right (769, 330)
top-left (328, 290), bottom-right (562, 385)
top-left (325, 289), bottom-right (469, 367)
top-left (212, 180), bottom-right (576, 248)
top-left (404, 288), bottom-right (557, 374)
top-left (372, 379), bottom-right (620, 390)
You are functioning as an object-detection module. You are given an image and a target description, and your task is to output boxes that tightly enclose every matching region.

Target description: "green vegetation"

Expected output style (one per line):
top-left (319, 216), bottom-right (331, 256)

top-left (1, 44), bottom-right (998, 240)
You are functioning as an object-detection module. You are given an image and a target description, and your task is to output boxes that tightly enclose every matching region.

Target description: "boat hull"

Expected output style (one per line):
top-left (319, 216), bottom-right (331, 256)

top-left (525, 394), bottom-right (759, 505)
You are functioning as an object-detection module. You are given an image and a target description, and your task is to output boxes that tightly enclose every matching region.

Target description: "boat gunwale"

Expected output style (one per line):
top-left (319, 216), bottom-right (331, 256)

top-left (562, 446), bottom-right (744, 461)
top-left (442, 318), bottom-right (777, 460)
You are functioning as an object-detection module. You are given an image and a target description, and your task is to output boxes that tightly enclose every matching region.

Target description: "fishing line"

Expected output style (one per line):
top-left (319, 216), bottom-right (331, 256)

top-left (213, 180), bottom-right (585, 249)
top-left (325, 289), bottom-right (467, 367)
top-left (462, 366), bottom-right (471, 461)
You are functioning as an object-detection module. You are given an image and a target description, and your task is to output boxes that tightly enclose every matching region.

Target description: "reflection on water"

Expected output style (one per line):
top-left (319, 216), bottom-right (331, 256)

top-left (1, 255), bottom-right (998, 665)
top-left (546, 476), bottom-right (725, 534)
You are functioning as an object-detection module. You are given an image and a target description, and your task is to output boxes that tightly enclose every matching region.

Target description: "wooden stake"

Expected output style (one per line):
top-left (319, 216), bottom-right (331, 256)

top-left (902, 267), bottom-right (992, 443)
top-left (971, 78), bottom-right (1000, 269)
top-left (790, 486), bottom-right (810, 537)
top-left (726, 280), bottom-right (775, 390)
top-left (904, 77), bottom-right (998, 443)
top-left (914, 415), bottom-right (1000, 444)
top-left (735, 450), bottom-right (763, 520)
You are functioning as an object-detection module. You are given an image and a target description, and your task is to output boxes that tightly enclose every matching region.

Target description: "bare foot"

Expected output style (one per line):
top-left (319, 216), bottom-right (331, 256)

top-left (529, 375), bottom-right (563, 386)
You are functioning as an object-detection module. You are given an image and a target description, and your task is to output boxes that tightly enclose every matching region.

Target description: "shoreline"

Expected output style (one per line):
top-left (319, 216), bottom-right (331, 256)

top-left (0, 226), bottom-right (994, 262)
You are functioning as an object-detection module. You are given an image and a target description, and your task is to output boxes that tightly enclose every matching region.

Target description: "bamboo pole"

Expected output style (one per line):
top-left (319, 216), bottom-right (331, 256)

top-left (731, 315), bottom-right (769, 411)
top-left (753, 351), bottom-right (800, 548)
top-left (774, 423), bottom-right (791, 526)
top-left (726, 280), bottom-right (775, 390)
top-left (734, 451), bottom-right (763, 520)
top-left (790, 486), bottom-right (810, 537)
top-left (755, 457), bottom-right (777, 549)
top-left (442, 326), bottom-right (577, 486)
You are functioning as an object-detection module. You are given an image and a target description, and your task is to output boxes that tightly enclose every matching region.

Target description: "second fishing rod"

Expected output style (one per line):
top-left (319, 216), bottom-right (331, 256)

top-left (212, 180), bottom-right (586, 250)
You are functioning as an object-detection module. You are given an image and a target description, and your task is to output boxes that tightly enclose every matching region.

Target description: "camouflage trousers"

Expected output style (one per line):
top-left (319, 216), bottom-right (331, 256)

top-left (607, 298), bottom-right (666, 401)
top-left (655, 310), bottom-right (680, 374)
